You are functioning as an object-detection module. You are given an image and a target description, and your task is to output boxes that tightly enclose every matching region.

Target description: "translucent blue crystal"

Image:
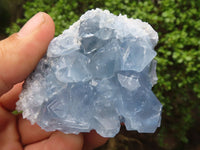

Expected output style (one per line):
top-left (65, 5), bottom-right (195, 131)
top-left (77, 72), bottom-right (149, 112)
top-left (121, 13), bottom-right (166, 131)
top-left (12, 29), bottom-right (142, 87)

top-left (16, 8), bottom-right (162, 137)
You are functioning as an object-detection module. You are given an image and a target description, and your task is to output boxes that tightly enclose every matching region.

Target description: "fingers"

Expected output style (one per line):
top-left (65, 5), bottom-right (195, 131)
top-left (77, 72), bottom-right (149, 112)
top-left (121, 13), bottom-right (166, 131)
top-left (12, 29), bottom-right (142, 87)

top-left (18, 116), bottom-right (52, 145)
top-left (0, 106), bottom-right (22, 150)
top-left (0, 12), bottom-right (55, 96)
top-left (83, 130), bottom-right (108, 150)
top-left (0, 82), bottom-right (23, 111)
top-left (24, 132), bottom-right (83, 150)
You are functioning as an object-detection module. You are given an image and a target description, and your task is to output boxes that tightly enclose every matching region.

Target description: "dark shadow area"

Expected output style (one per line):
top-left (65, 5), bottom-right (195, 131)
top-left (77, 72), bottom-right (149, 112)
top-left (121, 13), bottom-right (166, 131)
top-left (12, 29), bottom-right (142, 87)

top-left (0, 0), bottom-right (24, 40)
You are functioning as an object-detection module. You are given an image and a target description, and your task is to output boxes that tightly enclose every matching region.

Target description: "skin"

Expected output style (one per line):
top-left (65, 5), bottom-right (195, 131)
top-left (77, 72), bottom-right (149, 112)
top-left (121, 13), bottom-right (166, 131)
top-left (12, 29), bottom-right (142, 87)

top-left (0, 12), bottom-right (108, 150)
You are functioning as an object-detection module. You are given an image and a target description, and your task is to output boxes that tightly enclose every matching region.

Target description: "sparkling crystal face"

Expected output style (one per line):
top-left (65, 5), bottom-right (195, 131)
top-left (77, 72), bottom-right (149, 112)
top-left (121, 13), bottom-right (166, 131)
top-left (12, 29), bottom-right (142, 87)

top-left (16, 8), bottom-right (162, 137)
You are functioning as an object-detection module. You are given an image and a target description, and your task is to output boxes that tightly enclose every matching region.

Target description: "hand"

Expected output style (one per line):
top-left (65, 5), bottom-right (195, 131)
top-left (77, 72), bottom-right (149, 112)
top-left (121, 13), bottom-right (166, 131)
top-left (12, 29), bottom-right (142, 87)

top-left (0, 12), bottom-right (108, 150)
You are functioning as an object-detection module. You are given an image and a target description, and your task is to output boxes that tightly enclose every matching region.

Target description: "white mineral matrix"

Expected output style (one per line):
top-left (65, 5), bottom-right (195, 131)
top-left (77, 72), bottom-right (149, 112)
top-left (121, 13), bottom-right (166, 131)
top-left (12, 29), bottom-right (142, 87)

top-left (16, 8), bottom-right (162, 137)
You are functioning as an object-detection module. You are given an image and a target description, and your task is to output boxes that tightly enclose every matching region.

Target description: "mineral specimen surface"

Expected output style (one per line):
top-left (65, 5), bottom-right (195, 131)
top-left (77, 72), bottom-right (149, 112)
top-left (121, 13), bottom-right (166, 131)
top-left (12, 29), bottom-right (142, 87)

top-left (16, 8), bottom-right (162, 137)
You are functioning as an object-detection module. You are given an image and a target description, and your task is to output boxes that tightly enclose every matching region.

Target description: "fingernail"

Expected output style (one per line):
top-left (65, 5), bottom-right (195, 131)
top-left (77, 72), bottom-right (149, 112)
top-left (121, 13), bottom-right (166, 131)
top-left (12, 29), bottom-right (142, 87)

top-left (18, 12), bottom-right (45, 37)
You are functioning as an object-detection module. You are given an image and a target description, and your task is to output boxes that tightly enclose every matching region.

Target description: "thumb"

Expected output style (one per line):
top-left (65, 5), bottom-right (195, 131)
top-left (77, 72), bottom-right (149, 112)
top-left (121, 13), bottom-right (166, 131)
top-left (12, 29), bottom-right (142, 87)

top-left (0, 12), bottom-right (55, 95)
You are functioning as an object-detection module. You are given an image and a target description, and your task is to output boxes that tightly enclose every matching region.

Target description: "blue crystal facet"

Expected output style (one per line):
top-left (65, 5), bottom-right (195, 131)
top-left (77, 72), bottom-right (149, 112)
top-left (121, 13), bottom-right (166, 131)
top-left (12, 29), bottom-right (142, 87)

top-left (16, 9), bottom-right (162, 137)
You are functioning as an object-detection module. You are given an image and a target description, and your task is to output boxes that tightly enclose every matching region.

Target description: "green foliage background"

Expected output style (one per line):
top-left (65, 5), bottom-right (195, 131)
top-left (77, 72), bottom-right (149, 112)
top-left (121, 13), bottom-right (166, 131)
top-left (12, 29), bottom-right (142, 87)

top-left (7, 0), bottom-right (200, 149)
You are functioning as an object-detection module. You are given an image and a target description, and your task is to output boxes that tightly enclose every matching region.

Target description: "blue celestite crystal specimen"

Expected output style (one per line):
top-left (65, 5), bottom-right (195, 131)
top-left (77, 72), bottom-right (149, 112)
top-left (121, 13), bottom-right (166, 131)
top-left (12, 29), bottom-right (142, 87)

top-left (16, 8), bottom-right (162, 137)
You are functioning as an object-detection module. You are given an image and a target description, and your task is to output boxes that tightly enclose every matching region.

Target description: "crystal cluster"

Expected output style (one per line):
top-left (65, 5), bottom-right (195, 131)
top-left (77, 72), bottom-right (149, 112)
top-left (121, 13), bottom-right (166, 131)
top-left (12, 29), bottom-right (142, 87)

top-left (16, 9), bottom-right (162, 137)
